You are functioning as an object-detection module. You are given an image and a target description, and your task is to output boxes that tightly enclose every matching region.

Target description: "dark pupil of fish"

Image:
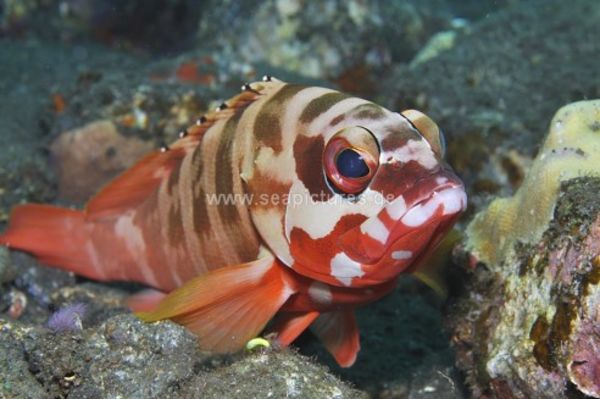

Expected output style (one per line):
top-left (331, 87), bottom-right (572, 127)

top-left (336, 149), bottom-right (369, 178)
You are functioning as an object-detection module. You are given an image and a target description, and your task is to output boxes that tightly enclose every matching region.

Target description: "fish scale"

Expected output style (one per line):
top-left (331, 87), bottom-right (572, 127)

top-left (0, 77), bottom-right (466, 367)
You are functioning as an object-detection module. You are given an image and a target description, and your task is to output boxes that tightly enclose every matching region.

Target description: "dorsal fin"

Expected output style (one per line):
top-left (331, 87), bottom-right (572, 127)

top-left (85, 81), bottom-right (275, 220)
top-left (85, 146), bottom-right (186, 219)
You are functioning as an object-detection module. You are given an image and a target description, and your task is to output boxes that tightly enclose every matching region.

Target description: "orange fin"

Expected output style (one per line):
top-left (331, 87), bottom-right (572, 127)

top-left (127, 289), bottom-right (167, 312)
top-left (86, 83), bottom-right (268, 220)
top-left (271, 311), bottom-right (320, 347)
top-left (137, 257), bottom-right (295, 352)
top-left (311, 310), bottom-right (360, 367)
top-left (0, 204), bottom-right (107, 280)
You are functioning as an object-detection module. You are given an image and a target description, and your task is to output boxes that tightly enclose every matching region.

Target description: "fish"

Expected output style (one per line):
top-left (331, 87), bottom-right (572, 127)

top-left (0, 77), bottom-right (466, 367)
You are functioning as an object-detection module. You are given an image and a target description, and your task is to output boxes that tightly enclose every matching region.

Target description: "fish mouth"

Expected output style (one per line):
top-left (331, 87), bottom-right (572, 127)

top-left (339, 170), bottom-right (466, 270)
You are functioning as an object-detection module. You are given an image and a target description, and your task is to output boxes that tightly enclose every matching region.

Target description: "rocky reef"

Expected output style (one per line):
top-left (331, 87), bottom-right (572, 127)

top-left (0, 249), bottom-right (367, 398)
top-left (449, 100), bottom-right (600, 398)
top-left (1, 0), bottom-right (599, 397)
top-left (1, 313), bottom-right (367, 398)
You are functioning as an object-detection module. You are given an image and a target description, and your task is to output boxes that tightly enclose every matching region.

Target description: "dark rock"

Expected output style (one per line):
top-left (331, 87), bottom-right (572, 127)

top-left (0, 246), bottom-right (16, 284)
top-left (195, 0), bottom-right (461, 84)
top-left (11, 252), bottom-right (76, 324)
top-left (184, 350), bottom-right (367, 399)
top-left (50, 120), bottom-right (153, 202)
top-left (0, 313), bottom-right (365, 398)
top-left (0, 324), bottom-right (47, 399)
top-left (10, 314), bottom-right (204, 398)
top-left (1, 0), bottom-right (202, 54)
top-left (0, 38), bottom-right (144, 216)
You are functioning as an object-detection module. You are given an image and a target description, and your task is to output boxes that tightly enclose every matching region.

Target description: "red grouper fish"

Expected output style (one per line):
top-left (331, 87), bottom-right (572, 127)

top-left (0, 77), bottom-right (466, 366)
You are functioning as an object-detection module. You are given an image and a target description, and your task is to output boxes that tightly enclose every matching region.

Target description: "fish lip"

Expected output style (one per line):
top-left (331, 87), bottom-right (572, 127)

top-left (387, 171), bottom-right (466, 230)
top-left (340, 172), bottom-right (466, 266)
top-left (387, 186), bottom-right (463, 254)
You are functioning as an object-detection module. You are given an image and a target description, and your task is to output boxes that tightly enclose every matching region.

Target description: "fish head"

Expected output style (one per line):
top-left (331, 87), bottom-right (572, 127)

top-left (284, 106), bottom-right (467, 288)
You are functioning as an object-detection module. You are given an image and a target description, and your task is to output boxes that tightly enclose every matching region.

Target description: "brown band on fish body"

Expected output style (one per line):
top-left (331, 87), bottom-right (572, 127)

top-left (254, 84), bottom-right (305, 153)
top-left (329, 114), bottom-right (346, 127)
top-left (215, 110), bottom-right (244, 226)
top-left (299, 92), bottom-right (352, 125)
top-left (293, 134), bottom-right (333, 200)
top-left (351, 103), bottom-right (387, 120)
top-left (212, 103), bottom-right (262, 265)
top-left (380, 127), bottom-right (413, 150)
top-left (165, 160), bottom-right (181, 197)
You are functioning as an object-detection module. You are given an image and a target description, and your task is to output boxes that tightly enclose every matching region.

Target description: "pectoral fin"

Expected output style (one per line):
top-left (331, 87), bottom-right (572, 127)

top-left (271, 311), bottom-right (320, 347)
top-left (311, 310), bottom-right (360, 367)
top-left (411, 228), bottom-right (463, 299)
top-left (137, 256), bottom-right (295, 353)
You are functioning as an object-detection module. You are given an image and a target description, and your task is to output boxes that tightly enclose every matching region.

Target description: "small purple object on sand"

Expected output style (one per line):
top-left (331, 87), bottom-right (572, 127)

top-left (47, 303), bottom-right (87, 332)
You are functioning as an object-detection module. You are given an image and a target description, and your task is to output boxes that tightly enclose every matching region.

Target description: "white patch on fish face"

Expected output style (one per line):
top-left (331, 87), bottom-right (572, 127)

top-left (284, 181), bottom-right (386, 240)
top-left (254, 146), bottom-right (296, 183)
top-left (391, 250), bottom-right (412, 260)
top-left (401, 200), bottom-right (438, 227)
top-left (114, 212), bottom-right (159, 287)
top-left (388, 139), bottom-right (438, 169)
top-left (386, 195), bottom-right (407, 220)
top-left (401, 186), bottom-right (466, 227)
top-left (330, 252), bottom-right (364, 286)
top-left (308, 281), bottom-right (333, 305)
top-left (440, 186), bottom-right (468, 215)
top-left (359, 216), bottom-right (389, 244)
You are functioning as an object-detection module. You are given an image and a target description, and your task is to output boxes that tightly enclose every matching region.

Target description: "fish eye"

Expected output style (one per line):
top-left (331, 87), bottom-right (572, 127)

top-left (336, 149), bottom-right (369, 178)
top-left (323, 126), bottom-right (379, 195)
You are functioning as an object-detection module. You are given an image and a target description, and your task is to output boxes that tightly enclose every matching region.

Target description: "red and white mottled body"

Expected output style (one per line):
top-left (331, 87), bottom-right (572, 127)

top-left (0, 78), bottom-right (466, 366)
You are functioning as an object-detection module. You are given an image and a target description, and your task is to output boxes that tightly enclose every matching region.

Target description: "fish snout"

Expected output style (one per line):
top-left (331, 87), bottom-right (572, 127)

top-left (338, 170), bottom-right (466, 270)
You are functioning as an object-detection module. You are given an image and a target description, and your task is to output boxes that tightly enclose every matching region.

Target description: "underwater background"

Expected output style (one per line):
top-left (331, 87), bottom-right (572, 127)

top-left (0, 0), bottom-right (599, 398)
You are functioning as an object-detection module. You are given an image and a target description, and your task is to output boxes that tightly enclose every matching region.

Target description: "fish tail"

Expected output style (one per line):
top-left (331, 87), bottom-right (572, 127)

top-left (0, 204), bottom-right (103, 280)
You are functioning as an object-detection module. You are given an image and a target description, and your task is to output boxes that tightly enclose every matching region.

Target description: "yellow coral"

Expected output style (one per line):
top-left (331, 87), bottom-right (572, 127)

top-left (467, 100), bottom-right (600, 266)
